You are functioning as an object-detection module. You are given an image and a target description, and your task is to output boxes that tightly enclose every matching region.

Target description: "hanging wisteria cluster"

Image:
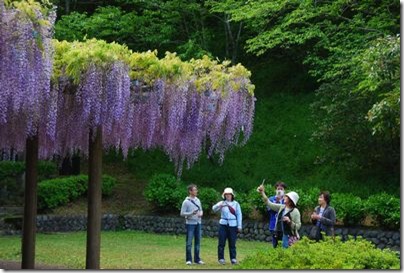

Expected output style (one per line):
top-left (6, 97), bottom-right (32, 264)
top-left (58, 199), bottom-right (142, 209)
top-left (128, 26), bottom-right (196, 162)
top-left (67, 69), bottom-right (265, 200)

top-left (127, 53), bottom-right (256, 175)
top-left (51, 39), bottom-right (133, 158)
top-left (0, 0), bottom-right (56, 156)
top-left (52, 43), bottom-right (256, 175)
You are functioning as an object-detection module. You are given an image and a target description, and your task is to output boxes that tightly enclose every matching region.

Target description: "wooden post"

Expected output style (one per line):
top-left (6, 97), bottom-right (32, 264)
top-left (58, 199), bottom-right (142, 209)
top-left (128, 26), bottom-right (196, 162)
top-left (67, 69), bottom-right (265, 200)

top-left (86, 126), bottom-right (102, 269)
top-left (21, 134), bottom-right (39, 269)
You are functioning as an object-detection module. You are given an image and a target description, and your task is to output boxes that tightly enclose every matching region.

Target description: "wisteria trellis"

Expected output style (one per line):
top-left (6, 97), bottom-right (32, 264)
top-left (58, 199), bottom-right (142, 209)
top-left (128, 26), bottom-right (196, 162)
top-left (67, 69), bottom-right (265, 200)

top-left (50, 41), bottom-right (256, 175)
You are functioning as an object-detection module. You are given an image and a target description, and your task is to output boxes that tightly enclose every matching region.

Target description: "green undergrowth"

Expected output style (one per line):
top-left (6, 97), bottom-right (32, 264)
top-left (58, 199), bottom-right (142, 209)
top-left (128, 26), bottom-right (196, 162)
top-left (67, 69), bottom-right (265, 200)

top-left (237, 236), bottom-right (400, 269)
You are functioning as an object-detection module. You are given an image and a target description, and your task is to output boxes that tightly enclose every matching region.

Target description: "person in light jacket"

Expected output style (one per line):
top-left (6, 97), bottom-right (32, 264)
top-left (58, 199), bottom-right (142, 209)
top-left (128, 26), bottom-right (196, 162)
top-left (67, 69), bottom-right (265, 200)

top-left (310, 191), bottom-right (336, 241)
top-left (180, 184), bottom-right (204, 265)
top-left (212, 187), bottom-right (242, 265)
top-left (258, 184), bottom-right (301, 248)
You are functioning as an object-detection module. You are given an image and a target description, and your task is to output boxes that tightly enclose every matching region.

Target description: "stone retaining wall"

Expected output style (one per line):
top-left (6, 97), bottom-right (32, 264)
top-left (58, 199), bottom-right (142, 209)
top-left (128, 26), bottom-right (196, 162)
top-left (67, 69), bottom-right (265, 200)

top-left (1, 214), bottom-right (400, 252)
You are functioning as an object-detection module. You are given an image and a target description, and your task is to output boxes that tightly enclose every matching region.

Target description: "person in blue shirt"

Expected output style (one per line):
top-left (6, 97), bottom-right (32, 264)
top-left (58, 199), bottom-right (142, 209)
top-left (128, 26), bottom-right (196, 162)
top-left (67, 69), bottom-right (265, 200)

top-left (212, 187), bottom-right (242, 265)
top-left (267, 181), bottom-right (287, 248)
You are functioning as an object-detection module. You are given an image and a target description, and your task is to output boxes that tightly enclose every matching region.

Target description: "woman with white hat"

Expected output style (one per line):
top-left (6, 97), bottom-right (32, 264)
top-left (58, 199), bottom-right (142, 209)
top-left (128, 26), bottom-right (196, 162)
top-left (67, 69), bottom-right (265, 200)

top-left (257, 184), bottom-right (301, 248)
top-left (212, 187), bottom-right (242, 265)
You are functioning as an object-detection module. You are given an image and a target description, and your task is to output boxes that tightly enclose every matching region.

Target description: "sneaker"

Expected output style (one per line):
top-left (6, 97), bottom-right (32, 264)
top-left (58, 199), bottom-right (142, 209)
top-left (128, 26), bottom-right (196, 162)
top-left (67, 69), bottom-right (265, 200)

top-left (196, 260), bottom-right (205, 265)
top-left (186, 261), bottom-right (192, 265)
top-left (231, 259), bottom-right (238, 265)
top-left (218, 259), bottom-right (226, 265)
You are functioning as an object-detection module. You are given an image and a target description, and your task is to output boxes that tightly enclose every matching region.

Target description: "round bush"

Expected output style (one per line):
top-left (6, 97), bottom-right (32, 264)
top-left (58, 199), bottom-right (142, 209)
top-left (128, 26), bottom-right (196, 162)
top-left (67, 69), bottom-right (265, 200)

top-left (0, 161), bottom-right (25, 180)
top-left (197, 187), bottom-right (220, 215)
top-left (100, 175), bottom-right (117, 196)
top-left (38, 174), bottom-right (117, 210)
top-left (332, 193), bottom-right (366, 226)
top-left (364, 192), bottom-right (400, 230)
top-left (38, 175), bottom-right (87, 209)
top-left (236, 190), bottom-right (255, 219)
top-left (293, 187), bottom-right (321, 214)
top-left (144, 173), bottom-right (183, 212)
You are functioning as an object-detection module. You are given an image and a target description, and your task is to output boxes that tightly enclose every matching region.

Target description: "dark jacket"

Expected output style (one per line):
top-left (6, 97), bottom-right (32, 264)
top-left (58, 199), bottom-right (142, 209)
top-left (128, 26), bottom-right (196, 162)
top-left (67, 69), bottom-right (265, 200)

top-left (311, 205), bottom-right (336, 236)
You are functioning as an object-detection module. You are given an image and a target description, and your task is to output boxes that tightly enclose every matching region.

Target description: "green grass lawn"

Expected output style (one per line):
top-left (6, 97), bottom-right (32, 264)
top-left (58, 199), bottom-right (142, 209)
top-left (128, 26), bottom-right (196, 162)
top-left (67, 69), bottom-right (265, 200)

top-left (0, 231), bottom-right (269, 269)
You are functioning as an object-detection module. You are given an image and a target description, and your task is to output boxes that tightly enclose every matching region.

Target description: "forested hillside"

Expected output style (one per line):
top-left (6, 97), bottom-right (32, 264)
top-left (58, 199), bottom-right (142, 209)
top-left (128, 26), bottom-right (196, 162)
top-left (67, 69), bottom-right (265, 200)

top-left (54, 0), bottom-right (399, 196)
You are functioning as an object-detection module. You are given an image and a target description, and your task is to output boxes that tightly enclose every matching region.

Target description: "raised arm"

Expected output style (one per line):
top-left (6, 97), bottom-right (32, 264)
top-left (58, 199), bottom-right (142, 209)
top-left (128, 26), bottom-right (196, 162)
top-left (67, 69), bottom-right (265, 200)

top-left (257, 185), bottom-right (282, 212)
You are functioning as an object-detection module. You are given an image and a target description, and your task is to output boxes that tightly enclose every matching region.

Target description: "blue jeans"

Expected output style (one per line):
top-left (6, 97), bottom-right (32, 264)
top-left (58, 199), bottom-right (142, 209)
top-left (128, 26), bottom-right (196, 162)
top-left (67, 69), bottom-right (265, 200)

top-left (218, 224), bottom-right (237, 260)
top-left (282, 234), bottom-right (289, 248)
top-left (281, 220), bottom-right (289, 248)
top-left (185, 223), bottom-right (201, 262)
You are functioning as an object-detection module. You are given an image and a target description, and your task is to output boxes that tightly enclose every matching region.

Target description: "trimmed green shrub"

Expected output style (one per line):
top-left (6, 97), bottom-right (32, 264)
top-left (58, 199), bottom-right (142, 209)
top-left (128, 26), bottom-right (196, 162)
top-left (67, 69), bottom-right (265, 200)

top-left (38, 175), bottom-right (87, 209)
top-left (236, 191), bottom-right (254, 219)
top-left (247, 188), bottom-right (267, 217)
top-left (364, 193), bottom-right (400, 230)
top-left (293, 187), bottom-right (321, 214)
top-left (38, 174), bottom-right (117, 209)
top-left (0, 160), bottom-right (57, 180)
top-left (197, 187), bottom-right (220, 215)
top-left (144, 174), bottom-right (221, 214)
top-left (144, 173), bottom-right (183, 212)
top-left (331, 193), bottom-right (365, 226)
top-left (0, 161), bottom-right (25, 180)
top-left (37, 161), bottom-right (58, 179)
top-left (100, 175), bottom-right (116, 196)
top-left (237, 236), bottom-right (400, 269)
top-left (0, 161), bottom-right (25, 205)
top-left (173, 185), bottom-right (188, 211)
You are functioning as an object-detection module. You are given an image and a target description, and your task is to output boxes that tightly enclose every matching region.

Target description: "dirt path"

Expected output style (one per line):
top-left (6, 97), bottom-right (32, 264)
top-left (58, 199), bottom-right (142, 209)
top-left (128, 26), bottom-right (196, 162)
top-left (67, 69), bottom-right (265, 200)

top-left (0, 260), bottom-right (66, 270)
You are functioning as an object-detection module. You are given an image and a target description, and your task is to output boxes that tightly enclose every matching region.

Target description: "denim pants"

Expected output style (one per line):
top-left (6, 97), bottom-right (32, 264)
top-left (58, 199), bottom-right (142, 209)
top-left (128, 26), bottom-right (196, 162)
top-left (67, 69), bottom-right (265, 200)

top-left (280, 219), bottom-right (289, 248)
top-left (282, 234), bottom-right (289, 248)
top-left (218, 224), bottom-right (237, 260)
top-left (185, 223), bottom-right (201, 262)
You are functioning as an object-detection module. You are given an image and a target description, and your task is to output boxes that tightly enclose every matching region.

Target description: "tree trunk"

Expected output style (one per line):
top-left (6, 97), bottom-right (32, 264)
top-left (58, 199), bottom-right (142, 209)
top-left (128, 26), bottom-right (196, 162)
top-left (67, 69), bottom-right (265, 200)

top-left (232, 22), bottom-right (243, 65)
top-left (21, 134), bottom-right (38, 269)
top-left (65, 0), bottom-right (70, 15)
top-left (86, 126), bottom-right (102, 269)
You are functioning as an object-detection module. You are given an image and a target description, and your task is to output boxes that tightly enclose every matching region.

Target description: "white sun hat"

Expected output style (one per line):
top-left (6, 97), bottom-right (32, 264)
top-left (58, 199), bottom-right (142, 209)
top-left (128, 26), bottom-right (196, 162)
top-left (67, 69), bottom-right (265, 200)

top-left (285, 191), bottom-right (299, 206)
top-left (222, 187), bottom-right (235, 199)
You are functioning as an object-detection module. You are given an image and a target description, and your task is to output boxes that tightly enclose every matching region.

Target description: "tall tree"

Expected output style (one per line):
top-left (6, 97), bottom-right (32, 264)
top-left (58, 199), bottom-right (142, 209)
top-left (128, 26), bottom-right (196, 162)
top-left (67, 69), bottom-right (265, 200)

top-left (207, 0), bottom-right (245, 64)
